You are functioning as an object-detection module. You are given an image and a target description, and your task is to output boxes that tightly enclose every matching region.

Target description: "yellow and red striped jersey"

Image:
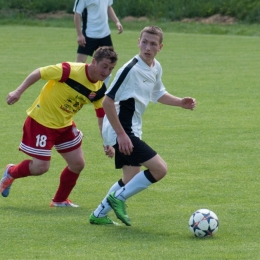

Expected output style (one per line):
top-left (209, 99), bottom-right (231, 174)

top-left (27, 62), bottom-right (105, 129)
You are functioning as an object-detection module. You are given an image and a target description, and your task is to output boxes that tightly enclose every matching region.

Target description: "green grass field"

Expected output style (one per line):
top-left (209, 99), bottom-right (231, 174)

top-left (0, 24), bottom-right (260, 259)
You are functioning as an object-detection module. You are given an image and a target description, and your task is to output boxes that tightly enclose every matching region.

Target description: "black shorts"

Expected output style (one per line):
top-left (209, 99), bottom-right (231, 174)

top-left (113, 136), bottom-right (157, 169)
top-left (77, 35), bottom-right (113, 56)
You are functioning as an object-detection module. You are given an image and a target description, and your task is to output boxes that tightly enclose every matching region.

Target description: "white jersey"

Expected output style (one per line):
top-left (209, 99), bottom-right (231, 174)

top-left (102, 55), bottom-right (167, 146)
top-left (73, 0), bottom-right (112, 38)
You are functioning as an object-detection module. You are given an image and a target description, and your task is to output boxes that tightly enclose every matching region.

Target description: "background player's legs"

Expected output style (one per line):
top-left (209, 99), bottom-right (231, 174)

top-left (76, 53), bottom-right (88, 63)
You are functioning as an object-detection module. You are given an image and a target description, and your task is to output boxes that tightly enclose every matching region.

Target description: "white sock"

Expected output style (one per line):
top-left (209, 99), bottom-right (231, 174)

top-left (104, 74), bottom-right (112, 87)
top-left (93, 180), bottom-right (123, 217)
top-left (115, 171), bottom-right (152, 201)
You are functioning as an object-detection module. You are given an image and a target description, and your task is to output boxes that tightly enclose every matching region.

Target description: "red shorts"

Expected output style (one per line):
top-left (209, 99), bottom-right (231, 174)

top-left (19, 117), bottom-right (83, 160)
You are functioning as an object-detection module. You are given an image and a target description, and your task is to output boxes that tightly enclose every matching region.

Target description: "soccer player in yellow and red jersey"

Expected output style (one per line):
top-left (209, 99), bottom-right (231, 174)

top-left (0, 46), bottom-right (117, 207)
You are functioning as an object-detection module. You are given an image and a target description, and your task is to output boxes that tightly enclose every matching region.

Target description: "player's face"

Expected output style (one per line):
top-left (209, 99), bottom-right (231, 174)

top-left (138, 32), bottom-right (163, 66)
top-left (93, 58), bottom-right (117, 81)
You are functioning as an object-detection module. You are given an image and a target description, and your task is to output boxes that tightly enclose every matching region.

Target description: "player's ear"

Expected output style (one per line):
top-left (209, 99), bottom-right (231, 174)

top-left (138, 38), bottom-right (141, 47)
top-left (158, 43), bottom-right (163, 52)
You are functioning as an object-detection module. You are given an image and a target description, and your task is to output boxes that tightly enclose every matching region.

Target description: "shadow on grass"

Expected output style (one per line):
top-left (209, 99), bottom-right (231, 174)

top-left (1, 204), bottom-right (220, 242)
top-left (1, 204), bottom-right (87, 217)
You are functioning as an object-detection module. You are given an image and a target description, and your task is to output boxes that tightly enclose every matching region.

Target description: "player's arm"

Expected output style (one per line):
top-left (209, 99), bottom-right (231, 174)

top-left (6, 69), bottom-right (41, 105)
top-left (158, 93), bottom-right (196, 110)
top-left (97, 116), bottom-right (103, 136)
top-left (74, 12), bottom-right (85, 47)
top-left (102, 95), bottom-right (133, 155)
top-left (107, 6), bottom-right (123, 34)
top-left (97, 111), bottom-right (114, 158)
top-left (94, 102), bottom-right (114, 158)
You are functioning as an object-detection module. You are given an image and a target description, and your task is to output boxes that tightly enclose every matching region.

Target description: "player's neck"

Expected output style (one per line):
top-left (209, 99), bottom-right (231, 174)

top-left (139, 54), bottom-right (155, 67)
top-left (86, 64), bottom-right (98, 83)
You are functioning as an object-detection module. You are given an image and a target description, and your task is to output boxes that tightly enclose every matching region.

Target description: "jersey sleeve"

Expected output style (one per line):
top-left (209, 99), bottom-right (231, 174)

top-left (73, 0), bottom-right (86, 14)
top-left (150, 64), bottom-right (167, 103)
top-left (95, 107), bottom-right (105, 118)
top-left (105, 67), bottom-right (123, 101)
top-left (92, 97), bottom-right (105, 118)
top-left (105, 58), bottom-right (138, 101)
top-left (39, 64), bottom-right (64, 81)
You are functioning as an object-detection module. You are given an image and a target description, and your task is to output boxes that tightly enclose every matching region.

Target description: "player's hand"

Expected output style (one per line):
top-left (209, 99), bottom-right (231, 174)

top-left (181, 97), bottom-right (196, 110)
top-left (117, 133), bottom-right (134, 155)
top-left (6, 90), bottom-right (21, 105)
top-left (104, 145), bottom-right (115, 158)
top-left (116, 22), bottom-right (123, 34)
top-left (77, 34), bottom-right (86, 47)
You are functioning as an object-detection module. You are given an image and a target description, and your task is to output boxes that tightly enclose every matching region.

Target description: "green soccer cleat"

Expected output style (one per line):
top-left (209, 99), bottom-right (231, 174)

top-left (89, 213), bottom-right (118, 225)
top-left (107, 192), bottom-right (131, 226)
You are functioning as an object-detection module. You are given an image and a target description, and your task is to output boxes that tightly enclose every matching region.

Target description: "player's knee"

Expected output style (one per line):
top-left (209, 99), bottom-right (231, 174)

top-left (159, 162), bottom-right (168, 178)
top-left (150, 161), bottom-right (168, 181)
top-left (162, 163), bottom-right (168, 176)
top-left (77, 161), bottom-right (85, 172)
top-left (69, 159), bottom-right (85, 173)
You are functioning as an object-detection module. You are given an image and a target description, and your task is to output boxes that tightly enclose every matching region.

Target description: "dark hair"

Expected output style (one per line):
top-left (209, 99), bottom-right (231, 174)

top-left (140, 26), bottom-right (164, 44)
top-left (93, 46), bottom-right (118, 64)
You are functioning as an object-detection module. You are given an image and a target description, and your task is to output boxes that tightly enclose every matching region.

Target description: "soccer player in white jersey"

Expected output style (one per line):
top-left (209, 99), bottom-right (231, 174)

top-left (0, 47), bottom-right (117, 207)
top-left (73, 0), bottom-right (123, 63)
top-left (73, 0), bottom-right (123, 86)
top-left (89, 26), bottom-right (196, 225)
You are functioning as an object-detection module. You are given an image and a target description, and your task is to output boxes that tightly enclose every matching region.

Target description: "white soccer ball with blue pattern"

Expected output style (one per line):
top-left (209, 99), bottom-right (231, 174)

top-left (188, 209), bottom-right (219, 237)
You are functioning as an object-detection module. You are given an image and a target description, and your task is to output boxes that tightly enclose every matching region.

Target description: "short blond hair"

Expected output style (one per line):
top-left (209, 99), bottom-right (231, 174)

top-left (140, 26), bottom-right (164, 44)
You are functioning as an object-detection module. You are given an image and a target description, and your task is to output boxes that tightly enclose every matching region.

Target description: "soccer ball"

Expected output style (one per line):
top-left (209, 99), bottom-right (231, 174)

top-left (188, 209), bottom-right (219, 237)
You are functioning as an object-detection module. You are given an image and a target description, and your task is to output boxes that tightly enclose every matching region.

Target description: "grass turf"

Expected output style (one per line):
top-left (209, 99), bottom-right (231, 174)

top-left (0, 25), bottom-right (260, 259)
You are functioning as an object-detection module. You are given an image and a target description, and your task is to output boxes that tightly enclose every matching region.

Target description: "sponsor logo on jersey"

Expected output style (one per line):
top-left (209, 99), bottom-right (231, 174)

top-left (88, 92), bottom-right (96, 100)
